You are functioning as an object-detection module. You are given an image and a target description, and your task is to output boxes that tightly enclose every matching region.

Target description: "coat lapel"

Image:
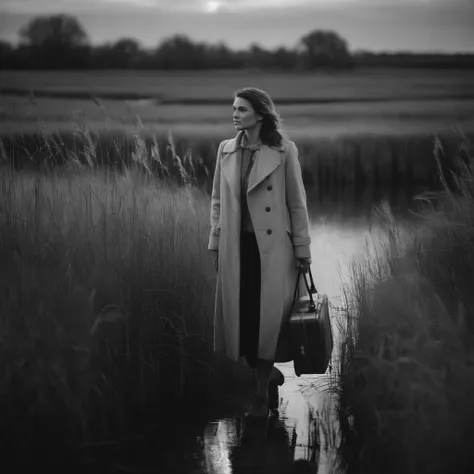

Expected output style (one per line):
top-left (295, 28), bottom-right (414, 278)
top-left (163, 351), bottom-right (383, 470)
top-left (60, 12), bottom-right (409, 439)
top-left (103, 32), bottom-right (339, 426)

top-left (221, 132), bottom-right (285, 196)
top-left (221, 135), bottom-right (241, 200)
top-left (247, 143), bottom-right (284, 193)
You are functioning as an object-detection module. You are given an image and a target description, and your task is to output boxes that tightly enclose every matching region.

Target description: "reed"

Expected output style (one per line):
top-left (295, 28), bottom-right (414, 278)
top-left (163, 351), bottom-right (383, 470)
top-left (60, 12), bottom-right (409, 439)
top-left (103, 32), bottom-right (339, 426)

top-left (332, 131), bottom-right (474, 473)
top-left (2, 121), bottom-right (469, 192)
top-left (0, 122), bottom-right (253, 468)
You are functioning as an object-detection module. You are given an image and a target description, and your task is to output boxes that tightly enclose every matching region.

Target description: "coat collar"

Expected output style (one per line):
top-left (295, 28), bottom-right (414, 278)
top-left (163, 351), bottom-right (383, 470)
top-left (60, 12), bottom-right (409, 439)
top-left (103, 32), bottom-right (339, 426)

top-left (222, 131), bottom-right (285, 153)
top-left (221, 131), bottom-right (285, 196)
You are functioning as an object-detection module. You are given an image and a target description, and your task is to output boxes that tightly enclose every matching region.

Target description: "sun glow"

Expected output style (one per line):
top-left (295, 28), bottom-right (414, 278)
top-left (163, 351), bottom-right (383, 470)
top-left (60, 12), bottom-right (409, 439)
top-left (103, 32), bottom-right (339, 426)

top-left (204, 0), bottom-right (222, 13)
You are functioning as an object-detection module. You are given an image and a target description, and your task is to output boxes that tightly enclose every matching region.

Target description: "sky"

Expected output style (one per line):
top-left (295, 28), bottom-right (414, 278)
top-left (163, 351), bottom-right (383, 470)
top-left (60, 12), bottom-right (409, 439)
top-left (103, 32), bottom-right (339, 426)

top-left (0, 0), bottom-right (473, 53)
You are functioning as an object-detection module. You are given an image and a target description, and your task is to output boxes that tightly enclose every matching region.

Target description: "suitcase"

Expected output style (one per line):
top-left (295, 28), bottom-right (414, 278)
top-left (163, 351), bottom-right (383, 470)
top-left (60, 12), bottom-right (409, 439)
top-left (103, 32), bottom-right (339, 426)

top-left (289, 268), bottom-right (333, 376)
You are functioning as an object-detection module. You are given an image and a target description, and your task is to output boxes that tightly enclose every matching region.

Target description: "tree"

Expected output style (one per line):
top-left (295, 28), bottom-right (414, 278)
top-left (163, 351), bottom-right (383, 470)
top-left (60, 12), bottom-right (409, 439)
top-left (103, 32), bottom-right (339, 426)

top-left (18, 15), bottom-right (90, 69)
top-left (245, 43), bottom-right (275, 69)
top-left (19, 14), bottom-right (89, 48)
top-left (0, 40), bottom-right (15, 68)
top-left (112, 38), bottom-right (141, 57)
top-left (299, 30), bottom-right (353, 69)
top-left (155, 35), bottom-right (207, 69)
top-left (204, 42), bottom-right (238, 69)
top-left (110, 38), bottom-right (142, 68)
top-left (272, 47), bottom-right (298, 70)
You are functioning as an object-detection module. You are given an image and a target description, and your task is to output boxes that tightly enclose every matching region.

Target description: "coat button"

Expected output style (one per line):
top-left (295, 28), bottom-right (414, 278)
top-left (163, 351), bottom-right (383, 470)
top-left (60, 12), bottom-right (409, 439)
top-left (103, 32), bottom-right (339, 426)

top-left (265, 207), bottom-right (271, 212)
top-left (267, 185), bottom-right (273, 191)
top-left (267, 229), bottom-right (272, 235)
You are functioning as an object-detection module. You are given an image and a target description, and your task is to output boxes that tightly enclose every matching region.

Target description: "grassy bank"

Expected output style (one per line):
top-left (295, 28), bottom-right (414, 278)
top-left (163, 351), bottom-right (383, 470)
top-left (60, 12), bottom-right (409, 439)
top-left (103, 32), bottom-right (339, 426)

top-left (0, 133), bottom-right (255, 469)
top-left (2, 119), bottom-right (471, 193)
top-left (333, 133), bottom-right (474, 473)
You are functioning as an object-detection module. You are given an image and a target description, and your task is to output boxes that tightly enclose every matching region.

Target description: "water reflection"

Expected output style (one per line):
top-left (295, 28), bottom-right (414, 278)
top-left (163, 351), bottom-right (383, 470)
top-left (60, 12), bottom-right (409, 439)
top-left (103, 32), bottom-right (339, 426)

top-left (229, 413), bottom-right (297, 473)
top-left (199, 361), bottom-right (339, 473)
top-left (202, 419), bottom-right (236, 474)
top-left (307, 183), bottom-right (424, 301)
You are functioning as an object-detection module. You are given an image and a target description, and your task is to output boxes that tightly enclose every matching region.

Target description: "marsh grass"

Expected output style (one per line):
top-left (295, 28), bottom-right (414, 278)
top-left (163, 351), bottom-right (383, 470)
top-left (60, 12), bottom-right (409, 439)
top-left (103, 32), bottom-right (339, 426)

top-left (0, 122), bottom-right (254, 468)
top-left (332, 132), bottom-right (474, 473)
top-left (1, 112), bottom-right (214, 185)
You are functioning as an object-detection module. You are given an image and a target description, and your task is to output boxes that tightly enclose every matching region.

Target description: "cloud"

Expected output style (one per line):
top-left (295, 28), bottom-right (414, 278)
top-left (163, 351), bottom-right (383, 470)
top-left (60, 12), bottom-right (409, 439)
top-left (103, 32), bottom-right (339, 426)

top-left (0, 0), bottom-right (458, 15)
top-left (0, 0), bottom-right (157, 14)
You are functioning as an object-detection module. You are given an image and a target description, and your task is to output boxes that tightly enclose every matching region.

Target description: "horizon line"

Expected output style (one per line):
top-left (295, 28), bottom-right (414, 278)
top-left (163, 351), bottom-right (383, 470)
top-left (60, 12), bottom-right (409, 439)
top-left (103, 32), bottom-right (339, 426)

top-left (1, 34), bottom-right (473, 56)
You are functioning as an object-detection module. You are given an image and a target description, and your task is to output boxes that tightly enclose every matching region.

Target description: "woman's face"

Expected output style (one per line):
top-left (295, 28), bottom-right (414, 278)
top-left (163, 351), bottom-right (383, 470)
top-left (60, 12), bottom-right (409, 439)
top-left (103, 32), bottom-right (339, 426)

top-left (232, 97), bottom-right (261, 132)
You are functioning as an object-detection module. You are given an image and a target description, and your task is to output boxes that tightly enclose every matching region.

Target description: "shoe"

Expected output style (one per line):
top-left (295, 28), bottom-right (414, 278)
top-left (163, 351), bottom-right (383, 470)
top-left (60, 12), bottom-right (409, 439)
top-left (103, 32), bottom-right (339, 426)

top-left (246, 393), bottom-right (269, 418)
top-left (270, 367), bottom-right (285, 386)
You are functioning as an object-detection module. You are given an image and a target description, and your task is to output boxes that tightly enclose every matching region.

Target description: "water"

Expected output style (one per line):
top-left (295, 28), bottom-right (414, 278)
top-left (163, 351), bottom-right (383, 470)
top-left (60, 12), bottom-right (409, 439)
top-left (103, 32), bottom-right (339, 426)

top-left (197, 368), bottom-right (339, 474)
top-left (306, 182), bottom-right (423, 302)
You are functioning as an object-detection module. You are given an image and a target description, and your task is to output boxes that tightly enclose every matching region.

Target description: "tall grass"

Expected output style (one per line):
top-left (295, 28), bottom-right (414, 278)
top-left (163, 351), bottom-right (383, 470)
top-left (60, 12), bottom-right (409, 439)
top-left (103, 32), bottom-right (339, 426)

top-left (333, 132), bottom-right (474, 473)
top-left (0, 124), bottom-right (254, 469)
top-left (2, 117), bottom-right (471, 193)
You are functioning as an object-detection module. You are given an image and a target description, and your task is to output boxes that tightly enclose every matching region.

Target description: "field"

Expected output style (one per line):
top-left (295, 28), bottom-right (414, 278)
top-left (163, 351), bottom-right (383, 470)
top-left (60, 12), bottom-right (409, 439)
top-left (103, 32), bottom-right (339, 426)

top-left (1, 69), bottom-right (474, 138)
top-left (2, 69), bottom-right (474, 101)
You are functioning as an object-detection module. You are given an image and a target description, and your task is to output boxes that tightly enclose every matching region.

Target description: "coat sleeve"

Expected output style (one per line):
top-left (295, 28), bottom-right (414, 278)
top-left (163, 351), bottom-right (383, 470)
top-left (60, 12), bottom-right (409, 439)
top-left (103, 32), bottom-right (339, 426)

top-left (285, 141), bottom-right (312, 259)
top-left (208, 140), bottom-right (226, 251)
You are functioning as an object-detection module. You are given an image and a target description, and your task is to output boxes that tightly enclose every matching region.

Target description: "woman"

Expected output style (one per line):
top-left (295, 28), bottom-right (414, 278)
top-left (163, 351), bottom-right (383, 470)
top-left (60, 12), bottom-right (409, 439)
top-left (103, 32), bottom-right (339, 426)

top-left (208, 87), bottom-right (312, 417)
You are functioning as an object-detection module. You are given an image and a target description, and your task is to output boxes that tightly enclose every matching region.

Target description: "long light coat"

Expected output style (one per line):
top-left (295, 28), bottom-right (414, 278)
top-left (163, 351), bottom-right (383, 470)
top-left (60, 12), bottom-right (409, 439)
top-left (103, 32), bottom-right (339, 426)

top-left (208, 131), bottom-right (312, 363)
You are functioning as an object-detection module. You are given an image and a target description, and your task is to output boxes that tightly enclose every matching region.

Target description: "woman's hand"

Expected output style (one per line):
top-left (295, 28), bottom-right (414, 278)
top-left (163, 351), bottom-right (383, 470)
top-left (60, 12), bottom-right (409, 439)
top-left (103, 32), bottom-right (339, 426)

top-left (210, 250), bottom-right (219, 272)
top-left (296, 257), bottom-right (311, 273)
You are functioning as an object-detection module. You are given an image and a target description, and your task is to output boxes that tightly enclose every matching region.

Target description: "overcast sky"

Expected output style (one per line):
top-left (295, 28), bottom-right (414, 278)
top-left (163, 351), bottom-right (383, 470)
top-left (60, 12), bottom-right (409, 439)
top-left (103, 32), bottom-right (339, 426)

top-left (0, 0), bottom-right (473, 52)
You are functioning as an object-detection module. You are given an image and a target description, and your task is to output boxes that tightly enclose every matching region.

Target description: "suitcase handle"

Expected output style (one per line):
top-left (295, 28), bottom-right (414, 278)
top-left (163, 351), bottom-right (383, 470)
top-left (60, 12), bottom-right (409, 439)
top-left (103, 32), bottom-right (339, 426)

top-left (292, 267), bottom-right (318, 311)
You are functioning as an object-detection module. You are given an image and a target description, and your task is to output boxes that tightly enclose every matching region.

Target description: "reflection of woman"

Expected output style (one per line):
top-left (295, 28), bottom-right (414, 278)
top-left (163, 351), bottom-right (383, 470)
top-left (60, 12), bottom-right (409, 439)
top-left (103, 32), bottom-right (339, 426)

top-left (230, 415), bottom-right (297, 473)
top-left (208, 87), bottom-right (312, 417)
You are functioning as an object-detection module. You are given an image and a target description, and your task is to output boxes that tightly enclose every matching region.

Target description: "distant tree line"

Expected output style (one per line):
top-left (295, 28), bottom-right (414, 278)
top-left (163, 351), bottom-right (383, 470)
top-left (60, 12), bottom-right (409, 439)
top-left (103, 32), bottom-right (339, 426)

top-left (0, 14), bottom-right (472, 70)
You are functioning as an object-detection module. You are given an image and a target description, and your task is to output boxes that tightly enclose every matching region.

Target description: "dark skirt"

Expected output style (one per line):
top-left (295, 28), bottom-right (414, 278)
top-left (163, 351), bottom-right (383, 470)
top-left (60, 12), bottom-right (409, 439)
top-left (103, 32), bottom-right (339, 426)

top-left (239, 231), bottom-right (261, 369)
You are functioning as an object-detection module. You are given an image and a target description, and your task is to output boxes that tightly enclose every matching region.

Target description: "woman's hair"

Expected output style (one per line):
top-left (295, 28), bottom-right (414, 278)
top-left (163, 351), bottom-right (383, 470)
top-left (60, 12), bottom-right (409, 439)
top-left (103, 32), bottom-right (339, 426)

top-left (233, 87), bottom-right (283, 148)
